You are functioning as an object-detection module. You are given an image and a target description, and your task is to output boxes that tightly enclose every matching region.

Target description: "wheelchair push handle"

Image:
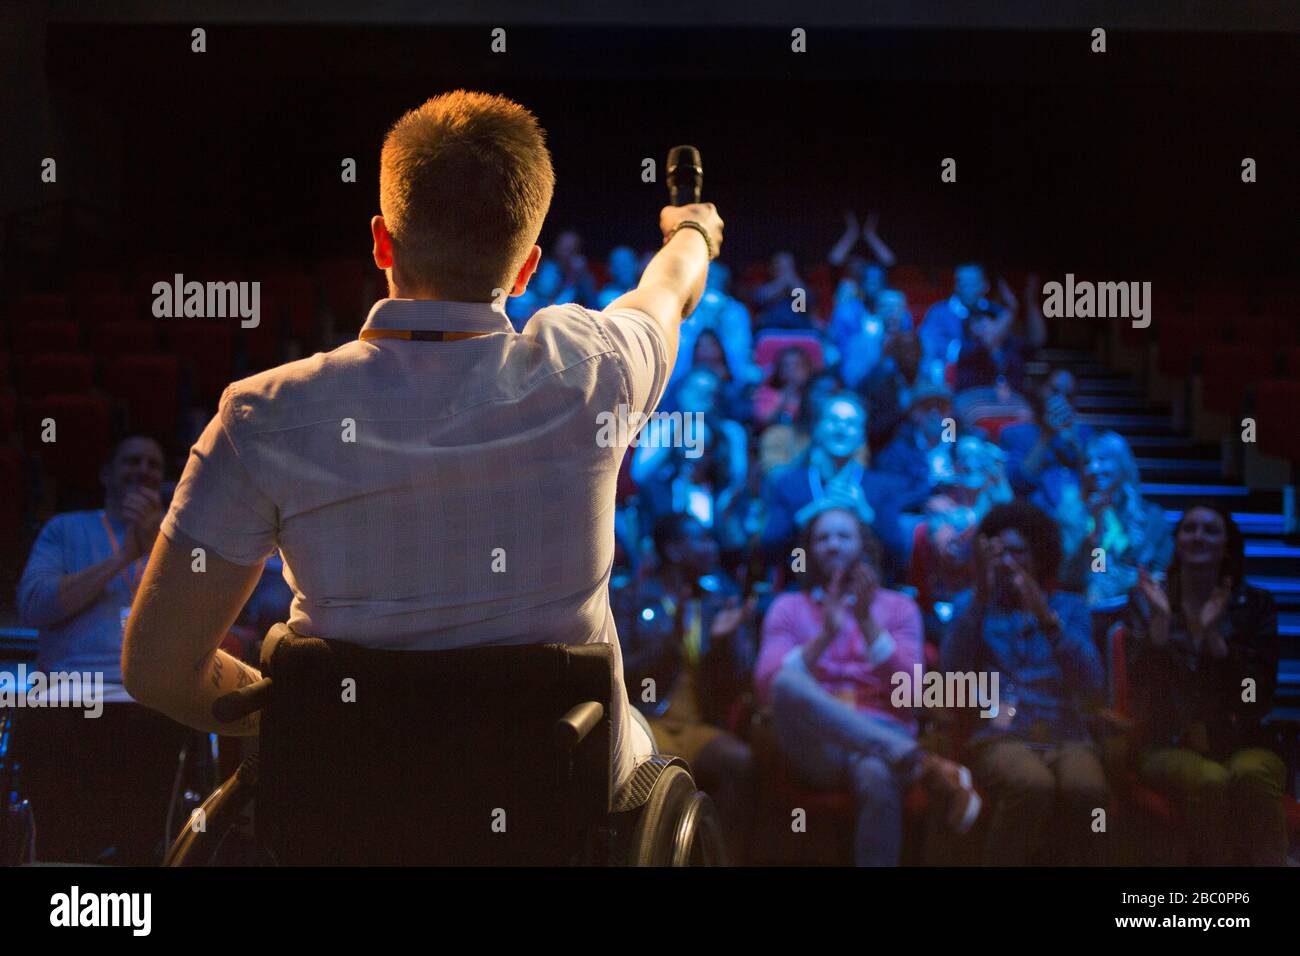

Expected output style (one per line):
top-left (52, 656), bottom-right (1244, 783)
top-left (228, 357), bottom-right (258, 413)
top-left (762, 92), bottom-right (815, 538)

top-left (553, 701), bottom-right (604, 752)
top-left (212, 677), bottom-right (275, 724)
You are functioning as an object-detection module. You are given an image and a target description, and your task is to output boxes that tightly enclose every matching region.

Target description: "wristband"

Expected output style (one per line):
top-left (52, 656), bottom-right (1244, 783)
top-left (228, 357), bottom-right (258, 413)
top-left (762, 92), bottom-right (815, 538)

top-left (664, 220), bottom-right (716, 260)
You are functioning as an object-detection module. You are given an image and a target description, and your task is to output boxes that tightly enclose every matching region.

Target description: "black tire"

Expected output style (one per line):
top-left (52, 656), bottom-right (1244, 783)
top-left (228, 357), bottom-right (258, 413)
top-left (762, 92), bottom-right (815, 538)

top-left (671, 791), bottom-right (727, 867)
top-left (628, 765), bottom-right (696, 866)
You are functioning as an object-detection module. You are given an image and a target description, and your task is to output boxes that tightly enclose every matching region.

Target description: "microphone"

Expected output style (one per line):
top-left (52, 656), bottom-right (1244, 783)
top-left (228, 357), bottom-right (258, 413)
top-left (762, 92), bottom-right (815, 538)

top-left (667, 145), bottom-right (703, 206)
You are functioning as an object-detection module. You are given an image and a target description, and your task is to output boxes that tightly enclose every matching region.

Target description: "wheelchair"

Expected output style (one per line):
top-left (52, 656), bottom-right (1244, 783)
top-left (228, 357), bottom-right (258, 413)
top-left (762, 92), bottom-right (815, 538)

top-left (166, 625), bottom-right (726, 866)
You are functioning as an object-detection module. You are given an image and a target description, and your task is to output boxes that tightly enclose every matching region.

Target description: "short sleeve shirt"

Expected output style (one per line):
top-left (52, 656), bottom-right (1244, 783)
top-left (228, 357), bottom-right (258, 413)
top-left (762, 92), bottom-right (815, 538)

top-left (162, 297), bottom-right (671, 788)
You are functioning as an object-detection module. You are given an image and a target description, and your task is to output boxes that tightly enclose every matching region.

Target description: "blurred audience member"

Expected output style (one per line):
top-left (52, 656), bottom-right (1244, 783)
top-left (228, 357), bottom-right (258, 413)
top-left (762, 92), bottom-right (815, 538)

top-left (753, 346), bottom-right (814, 430)
top-left (552, 229), bottom-right (597, 306)
top-left (1058, 431), bottom-right (1172, 614)
top-left (874, 383), bottom-right (956, 494)
top-left (827, 210), bottom-right (897, 303)
top-left (756, 499), bottom-right (981, 865)
top-left (684, 328), bottom-right (751, 423)
top-left (15, 436), bottom-right (190, 864)
top-left (1125, 504), bottom-right (1286, 865)
top-left (596, 245), bottom-right (641, 309)
top-left (634, 417), bottom-right (741, 535)
top-left (612, 514), bottom-right (757, 861)
top-left (954, 274), bottom-right (1045, 393)
top-left (1001, 367), bottom-right (1093, 511)
top-left (754, 252), bottom-right (817, 332)
top-left (760, 392), bottom-right (926, 579)
top-left (672, 261), bottom-right (758, 390)
top-left (919, 263), bottom-right (1012, 366)
top-left (839, 289), bottom-right (914, 390)
top-left (858, 330), bottom-right (934, 452)
top-left (941, 502), bottom-right (1108, 865)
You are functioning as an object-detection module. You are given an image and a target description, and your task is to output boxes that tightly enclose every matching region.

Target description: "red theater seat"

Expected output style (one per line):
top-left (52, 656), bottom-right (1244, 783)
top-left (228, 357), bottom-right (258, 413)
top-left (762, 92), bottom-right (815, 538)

top-left (1201, 344), bottom-right (1276, 415)
top-left (9, 293), bottom-right (71, 325)
top-left (13, 319), bottom-right (80, 355)
top-left (320, 258), bottom-right (372, 321)
top-left (0, 394), bottom-right (16, 440)
top-left (24, 353), bottom-right (96, 397)
top-left (1230, 315), bottom-right (1292, 349)
top-left (23, 394), bottom-right (111, 495)
top-left (1156, 314), bottom-right (1219, 378)
top-left (105, 354), bottom-right (181, 441)
top-left (753, 331), bottom-right (825, 373)
top-left (70, 270), bottom-right (123, 299)
top-left (75, 292), bottom-right (139, 325)
top-left (0, 445), bottom-right (24, 540)
top-left (167, 319), bottom-right (236, 401)
top-left (1104, 625), bottom-right (1185, 834)
top-left (89, 319), bottom-right (159, 357)
top-left (264, 273), bottom-right (318, 341)
top-left (1254, 381), bottom-right (1300, 460)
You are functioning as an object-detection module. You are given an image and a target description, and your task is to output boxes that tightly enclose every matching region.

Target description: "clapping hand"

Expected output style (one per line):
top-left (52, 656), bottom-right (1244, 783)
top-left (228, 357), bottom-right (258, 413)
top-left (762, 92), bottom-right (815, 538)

top-left (1137, 568), bottom-right (1171, 646)
top-left (122, 487), bottom-right (163, 563)
top-left (710, 595), bottom-right (757, 641)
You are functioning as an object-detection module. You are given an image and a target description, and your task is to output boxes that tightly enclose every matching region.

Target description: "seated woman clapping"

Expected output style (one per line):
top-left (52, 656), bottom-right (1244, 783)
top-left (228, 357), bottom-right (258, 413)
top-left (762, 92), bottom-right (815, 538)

top-left (1125, 503), bottom-right (1287, 866)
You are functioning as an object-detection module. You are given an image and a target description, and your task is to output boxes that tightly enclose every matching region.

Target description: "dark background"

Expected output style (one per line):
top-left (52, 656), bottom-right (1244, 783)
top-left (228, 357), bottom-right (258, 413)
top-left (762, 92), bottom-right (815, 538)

top-left (21, 21), bottom-right (1300, 282)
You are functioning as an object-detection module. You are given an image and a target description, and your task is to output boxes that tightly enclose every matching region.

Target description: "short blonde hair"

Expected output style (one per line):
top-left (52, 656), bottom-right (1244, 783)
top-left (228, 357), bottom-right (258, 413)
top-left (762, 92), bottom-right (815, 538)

top-left (379, 90), bottom-right (555, 299)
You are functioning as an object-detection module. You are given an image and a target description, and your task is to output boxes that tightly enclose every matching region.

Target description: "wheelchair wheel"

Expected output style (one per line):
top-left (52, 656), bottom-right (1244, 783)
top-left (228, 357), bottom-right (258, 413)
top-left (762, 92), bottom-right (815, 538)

top-left (628, 765), bottom-right (727, 866)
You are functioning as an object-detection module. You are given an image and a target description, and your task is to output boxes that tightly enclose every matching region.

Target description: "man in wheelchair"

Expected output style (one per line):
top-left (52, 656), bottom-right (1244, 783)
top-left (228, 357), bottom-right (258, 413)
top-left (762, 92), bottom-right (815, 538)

top-left (120, 90), bottom-right (727, 866)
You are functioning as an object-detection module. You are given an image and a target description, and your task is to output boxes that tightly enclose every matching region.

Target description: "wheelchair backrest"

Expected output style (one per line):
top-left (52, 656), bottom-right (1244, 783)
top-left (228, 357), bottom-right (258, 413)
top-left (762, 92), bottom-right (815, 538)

top-left (255, 627), bottom-right (614, 865)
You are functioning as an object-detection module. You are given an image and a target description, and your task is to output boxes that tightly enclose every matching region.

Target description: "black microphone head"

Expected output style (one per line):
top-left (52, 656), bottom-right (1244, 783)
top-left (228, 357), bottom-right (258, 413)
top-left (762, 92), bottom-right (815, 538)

top-left (667, 145), bottom-right (702, 205)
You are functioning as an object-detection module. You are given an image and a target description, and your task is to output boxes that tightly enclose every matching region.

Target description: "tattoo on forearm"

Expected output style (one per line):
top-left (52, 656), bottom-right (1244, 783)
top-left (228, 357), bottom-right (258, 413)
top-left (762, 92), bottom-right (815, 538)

top-left (210, 653), bottom-right (224, 689)
top-left (235, 661), bottom-right (258, 689)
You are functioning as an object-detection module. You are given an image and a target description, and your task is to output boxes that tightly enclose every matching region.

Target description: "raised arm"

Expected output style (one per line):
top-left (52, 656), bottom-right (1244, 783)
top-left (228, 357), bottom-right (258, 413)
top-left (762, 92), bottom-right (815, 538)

top-left (609, 203), bottom-right (724, 368)
top-left (860, 211), bottom-right (897, 268)
top-left (828, 210), bottom-right (860, 267)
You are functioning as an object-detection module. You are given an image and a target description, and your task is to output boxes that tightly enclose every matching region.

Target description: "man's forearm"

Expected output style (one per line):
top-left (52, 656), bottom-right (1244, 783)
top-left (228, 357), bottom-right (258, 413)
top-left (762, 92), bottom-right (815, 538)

top-left (638, 227), bottom-right (711, 318)
top-left (173, 647), bottom-right (263, 736)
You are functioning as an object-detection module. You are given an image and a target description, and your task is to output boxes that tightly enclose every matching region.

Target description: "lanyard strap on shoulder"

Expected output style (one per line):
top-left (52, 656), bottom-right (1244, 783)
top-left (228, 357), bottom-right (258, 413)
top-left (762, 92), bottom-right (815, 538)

top-left (100, 511), bottom-right (144, 593)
